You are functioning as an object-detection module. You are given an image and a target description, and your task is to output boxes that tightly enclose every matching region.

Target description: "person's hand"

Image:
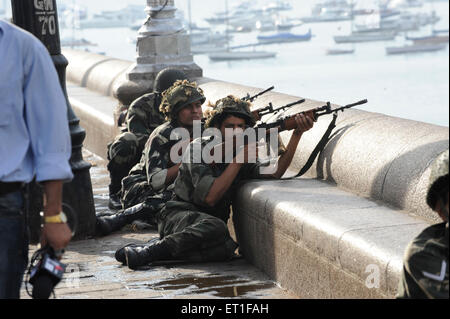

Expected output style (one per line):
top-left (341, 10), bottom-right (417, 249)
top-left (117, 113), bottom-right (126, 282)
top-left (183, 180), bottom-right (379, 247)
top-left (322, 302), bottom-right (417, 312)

top-left (40, 222), bottom-right (72, 256)
top-left (293, 111), bottom-right (315, 136)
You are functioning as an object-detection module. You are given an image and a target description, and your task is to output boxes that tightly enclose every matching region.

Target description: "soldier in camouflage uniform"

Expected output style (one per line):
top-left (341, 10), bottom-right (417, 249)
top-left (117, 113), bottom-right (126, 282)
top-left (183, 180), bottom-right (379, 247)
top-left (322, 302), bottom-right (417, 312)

top-left (96, 80), bottom-right (206, 236)
top-left (397, 149), bottom-right (449, 299)
top-left (106, 68), bottom-right (188, 210)
top-left (116, 95), bottom-right (316, 269)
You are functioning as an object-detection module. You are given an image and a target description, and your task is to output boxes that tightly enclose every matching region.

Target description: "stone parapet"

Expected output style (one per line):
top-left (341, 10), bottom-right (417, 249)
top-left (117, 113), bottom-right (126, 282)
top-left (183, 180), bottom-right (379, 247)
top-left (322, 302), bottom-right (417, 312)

top-left (232, 179), bottom-right (429, 298)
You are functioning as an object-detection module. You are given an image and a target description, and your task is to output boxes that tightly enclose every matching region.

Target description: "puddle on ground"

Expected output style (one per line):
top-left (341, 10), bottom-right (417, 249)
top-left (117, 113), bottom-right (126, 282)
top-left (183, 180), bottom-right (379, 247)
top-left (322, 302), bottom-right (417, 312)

top-left (130, 274), bottom-right (275, 298)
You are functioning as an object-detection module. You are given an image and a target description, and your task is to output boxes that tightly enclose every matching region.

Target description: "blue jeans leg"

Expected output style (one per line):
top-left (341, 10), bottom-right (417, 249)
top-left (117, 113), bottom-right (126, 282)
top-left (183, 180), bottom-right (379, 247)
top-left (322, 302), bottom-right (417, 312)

top-left (0, 191), bottom-right (28, 299)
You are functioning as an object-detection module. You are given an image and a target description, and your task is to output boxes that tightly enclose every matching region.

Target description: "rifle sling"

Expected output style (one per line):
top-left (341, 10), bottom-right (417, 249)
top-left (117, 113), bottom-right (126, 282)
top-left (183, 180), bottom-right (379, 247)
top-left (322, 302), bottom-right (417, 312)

top-left (281, 113), bottom-right (338, 180)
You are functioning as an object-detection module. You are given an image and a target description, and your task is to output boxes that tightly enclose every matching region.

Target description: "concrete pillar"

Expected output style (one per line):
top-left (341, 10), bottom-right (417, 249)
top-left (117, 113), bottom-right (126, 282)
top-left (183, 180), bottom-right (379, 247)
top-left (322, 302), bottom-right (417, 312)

top-left (113, 0), bottom-right (202, 106)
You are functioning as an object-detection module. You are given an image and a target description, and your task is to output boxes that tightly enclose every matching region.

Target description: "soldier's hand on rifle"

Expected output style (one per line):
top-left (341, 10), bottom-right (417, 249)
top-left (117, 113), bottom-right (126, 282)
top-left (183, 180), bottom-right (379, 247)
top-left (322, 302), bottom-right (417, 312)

top-left (293, 111), bottom-right (315, 136)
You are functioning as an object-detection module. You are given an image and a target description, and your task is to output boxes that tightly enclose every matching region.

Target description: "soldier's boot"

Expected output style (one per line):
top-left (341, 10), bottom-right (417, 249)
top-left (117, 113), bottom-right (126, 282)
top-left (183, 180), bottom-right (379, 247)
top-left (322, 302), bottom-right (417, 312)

top-left (124, 240), bottom-right (172, 270)
top-left (108, 177), bottom-right (123, 210)
top-left (108, 191), bottom-right (122, 211)
top-left (96, 202), bottom-right (149, 237)
top-left (115, 238), bottom-right (160, 265)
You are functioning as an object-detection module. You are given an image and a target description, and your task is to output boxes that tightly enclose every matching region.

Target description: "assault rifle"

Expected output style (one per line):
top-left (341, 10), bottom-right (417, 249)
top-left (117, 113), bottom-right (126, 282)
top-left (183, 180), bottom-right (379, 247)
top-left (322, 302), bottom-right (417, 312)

top-left (242, 86), bottom-right (275, 102)
top-left (207, 98), bottom-right (368, 167)
top-left (256, 99), bottom-right (368, 132)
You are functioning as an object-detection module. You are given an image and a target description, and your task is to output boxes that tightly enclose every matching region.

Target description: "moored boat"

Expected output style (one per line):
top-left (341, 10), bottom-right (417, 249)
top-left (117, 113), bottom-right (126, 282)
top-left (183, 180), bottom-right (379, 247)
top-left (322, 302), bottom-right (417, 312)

top-left (209, 50), bottom-right (277, 61)
top-left (386, 43), bottom-right (447, 54)
top-left (326, 48), bottom-right (355, 55)
top-left (334, 31), bottom-right (396, 43)
top-left (257, 29), bottom-right (312, 44)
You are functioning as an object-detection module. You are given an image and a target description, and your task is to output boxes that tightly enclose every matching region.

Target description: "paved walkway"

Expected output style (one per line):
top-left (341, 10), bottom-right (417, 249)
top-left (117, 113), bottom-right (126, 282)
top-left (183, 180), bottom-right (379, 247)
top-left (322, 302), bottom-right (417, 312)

top-left (21, 150), bottom-right (297, 299)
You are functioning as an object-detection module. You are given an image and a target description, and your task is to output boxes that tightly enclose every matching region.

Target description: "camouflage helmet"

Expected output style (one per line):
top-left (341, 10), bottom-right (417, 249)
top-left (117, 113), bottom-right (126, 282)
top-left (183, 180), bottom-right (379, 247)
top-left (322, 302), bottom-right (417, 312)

top-left (426, 149), bottom-right (449, 210)
top-left (159, 80), bottom-right (206, 121)
top-left (204, 95), bottom-right (256, 129)
top-left (153, 68), bottom-right (188, 94)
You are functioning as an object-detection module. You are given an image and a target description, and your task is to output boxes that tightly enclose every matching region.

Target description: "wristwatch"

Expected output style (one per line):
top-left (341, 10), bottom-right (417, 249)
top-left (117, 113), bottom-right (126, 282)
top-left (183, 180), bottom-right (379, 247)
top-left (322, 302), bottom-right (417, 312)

top-left (44, 212), bottom-right (68, 224)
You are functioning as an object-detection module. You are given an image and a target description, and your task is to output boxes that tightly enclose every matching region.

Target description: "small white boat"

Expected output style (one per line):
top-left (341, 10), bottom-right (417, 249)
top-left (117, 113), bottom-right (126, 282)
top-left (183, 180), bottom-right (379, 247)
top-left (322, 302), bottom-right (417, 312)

top-left (326, 48), bottom-right (355, 55)
top-left (386, 43), bottom-right (447, 55)
top-left (209, 50), bottom-right (277, 61)
top-left (409, 35), bottom-right (449, 45)
top-left (301, 14), bottom-right (352, 23)
top-left (257, 29), bottom-right (312, 44)
top-left (334, 31), bottom-right (397, 43)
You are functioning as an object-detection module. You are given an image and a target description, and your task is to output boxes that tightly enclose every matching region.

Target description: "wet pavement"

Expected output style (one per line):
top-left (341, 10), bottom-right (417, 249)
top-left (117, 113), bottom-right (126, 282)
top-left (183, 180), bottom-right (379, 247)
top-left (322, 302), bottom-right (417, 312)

top-left (20, 149), bottom-right (298, 299)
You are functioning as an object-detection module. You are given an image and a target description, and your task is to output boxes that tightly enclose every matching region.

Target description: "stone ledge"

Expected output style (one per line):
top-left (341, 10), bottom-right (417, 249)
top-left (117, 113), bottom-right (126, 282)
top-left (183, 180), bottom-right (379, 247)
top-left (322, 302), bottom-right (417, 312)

top-left (232, 179), bottom-right (429, 298)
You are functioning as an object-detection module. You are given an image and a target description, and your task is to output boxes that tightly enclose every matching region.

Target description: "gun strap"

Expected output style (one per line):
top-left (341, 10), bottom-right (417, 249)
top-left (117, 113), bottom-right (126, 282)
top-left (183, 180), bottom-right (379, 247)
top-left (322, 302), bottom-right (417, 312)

top-left (281, 113), bottom-right (338, 180)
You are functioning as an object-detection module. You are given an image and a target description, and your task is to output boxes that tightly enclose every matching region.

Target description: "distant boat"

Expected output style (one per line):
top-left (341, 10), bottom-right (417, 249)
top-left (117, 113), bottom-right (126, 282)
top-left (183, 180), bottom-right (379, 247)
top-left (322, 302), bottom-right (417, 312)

top-left (334, 31), bottom-right (397, 43)
top-left (209, 0), bottom-right (276, 62)
top-left (326, 47), bottom-right (355, 55)
top-left (257, 29), bottom-right (312, 44)
top-left (406, 34), bottom-right (449, 44)
top-left (386, 43), bottom-right (447, 55)
top-left (432, 29), bottom-right (449, 35)
top-left (301, 14), bottom-right (352, 23)
top-left (263, 1), bottom-right (293, 12)
top-left (79, 5), bottom-right (146, 29)
top-left (227, 25), bottom-right (253, 33)
top-left (190, 30), bottom-right (231, 46)
top-left (275, 18), bottom-right (303, 31)
top-left (209, 50), bottom-right (277, 61)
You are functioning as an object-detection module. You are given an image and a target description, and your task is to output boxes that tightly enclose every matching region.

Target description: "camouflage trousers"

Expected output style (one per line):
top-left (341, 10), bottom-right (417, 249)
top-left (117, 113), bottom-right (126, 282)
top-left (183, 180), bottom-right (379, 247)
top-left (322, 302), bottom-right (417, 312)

top-left (107, 132), bottom-right (144, 195)
top-left (156, 208), bottom-right (238, 262)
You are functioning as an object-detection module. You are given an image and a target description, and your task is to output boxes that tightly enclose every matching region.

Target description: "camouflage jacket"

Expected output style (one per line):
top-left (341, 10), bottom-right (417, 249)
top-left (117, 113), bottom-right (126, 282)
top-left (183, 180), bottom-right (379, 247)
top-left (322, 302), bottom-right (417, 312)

top-left (397, 222), bottom-right (449, 299)
top-left (125, 92), bottom-right (166, 150)
top-left (165, 135), bottom-right (274, 223)
top-left (128, 121), bottom-right (181, 192)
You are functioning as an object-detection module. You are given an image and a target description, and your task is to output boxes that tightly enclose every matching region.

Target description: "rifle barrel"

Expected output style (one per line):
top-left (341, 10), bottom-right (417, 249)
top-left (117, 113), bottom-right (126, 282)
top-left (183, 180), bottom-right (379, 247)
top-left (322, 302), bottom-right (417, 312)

top-left (344, 99), bottom-right (368, 108)
top-left (245, 86), bottom-right (275, 102)
top-left (315, 99), bottom-right (368, 119)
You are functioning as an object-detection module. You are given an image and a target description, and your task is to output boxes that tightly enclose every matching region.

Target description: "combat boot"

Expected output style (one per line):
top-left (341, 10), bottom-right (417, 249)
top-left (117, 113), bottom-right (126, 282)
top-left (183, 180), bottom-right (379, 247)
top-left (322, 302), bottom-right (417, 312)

top-left (125, 240), bottom-right (172, 270)
top-left (96, 202), bottom-right (150, 237)
top-left (115, 238), bottom-right (160, 265)
top-left (108, 191), bottom-right (122, 210)
top-left (108, 171), bottom-right (123, 210)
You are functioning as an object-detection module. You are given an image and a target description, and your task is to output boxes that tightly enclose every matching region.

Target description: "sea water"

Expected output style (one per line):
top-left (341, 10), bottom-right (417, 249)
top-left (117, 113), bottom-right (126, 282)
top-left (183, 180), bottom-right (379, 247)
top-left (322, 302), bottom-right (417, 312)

top-left (3, 0), bottom-right (449, 126)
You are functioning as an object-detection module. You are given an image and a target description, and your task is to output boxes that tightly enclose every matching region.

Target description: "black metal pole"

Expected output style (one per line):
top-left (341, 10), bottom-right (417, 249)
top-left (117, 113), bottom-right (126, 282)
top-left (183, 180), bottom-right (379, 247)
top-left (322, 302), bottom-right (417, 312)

top-left (11, 0), bottom-right (96, 241)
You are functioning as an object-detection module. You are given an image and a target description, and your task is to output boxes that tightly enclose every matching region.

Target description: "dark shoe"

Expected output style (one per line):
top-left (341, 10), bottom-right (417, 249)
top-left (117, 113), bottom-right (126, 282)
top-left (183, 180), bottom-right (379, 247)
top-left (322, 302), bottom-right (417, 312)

top-left (95, 214), bottom-right (121, 237)
top-left (108, 192), bottom-right (122, 210)
top-left (115, 238), bottom-right (160, 265)
top-left (96, 202), bottom-right (148, 237)
top-left (125, 240), bottom-right (172, 270)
